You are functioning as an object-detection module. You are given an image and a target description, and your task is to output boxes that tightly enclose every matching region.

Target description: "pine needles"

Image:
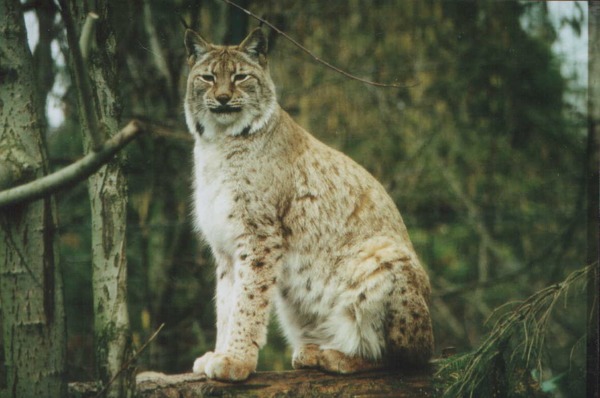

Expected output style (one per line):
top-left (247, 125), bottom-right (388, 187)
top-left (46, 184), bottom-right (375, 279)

top-left (435, 264), bottom-right (596, 398)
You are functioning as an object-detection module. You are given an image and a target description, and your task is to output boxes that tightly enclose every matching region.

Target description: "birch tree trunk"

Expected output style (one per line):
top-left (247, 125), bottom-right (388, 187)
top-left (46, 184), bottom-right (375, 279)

top-left (85, 3), bottom-right (133, 397)
top-left (61, 1), bottom-right (134, 395)
top-left (0, 0), bottom-right (66, 396)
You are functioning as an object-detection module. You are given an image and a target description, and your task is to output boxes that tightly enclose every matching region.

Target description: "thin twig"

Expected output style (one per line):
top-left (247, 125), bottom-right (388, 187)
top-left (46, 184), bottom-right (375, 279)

top-left (0, 120), bottom-right (145, 208)
top-left (221, 0), bottom-right (419, 89)
top-left (95, 323), bottom-right (166, 398)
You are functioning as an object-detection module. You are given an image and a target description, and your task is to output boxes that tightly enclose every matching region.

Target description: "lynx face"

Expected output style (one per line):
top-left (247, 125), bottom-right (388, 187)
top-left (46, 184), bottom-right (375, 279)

top-left (184, 29), bottom-right (277, 139)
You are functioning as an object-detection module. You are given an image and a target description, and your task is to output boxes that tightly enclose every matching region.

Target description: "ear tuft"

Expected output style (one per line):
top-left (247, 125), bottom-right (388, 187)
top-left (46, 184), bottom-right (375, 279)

top-left (185, 29), bottom-right (212, 63)
top-left (239, 28), bottom-right (268, 63)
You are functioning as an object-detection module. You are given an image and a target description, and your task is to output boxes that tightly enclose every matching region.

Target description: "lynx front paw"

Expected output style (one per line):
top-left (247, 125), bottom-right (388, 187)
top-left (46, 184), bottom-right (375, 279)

top-left (192, 351), bottom-right (215, 374)
top-left (203, 353), bottom-right (255, 382)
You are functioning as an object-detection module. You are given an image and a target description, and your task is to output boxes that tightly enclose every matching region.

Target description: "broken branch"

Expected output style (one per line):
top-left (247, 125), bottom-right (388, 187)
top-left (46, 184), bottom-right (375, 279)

top-left (0, 120), bottom-right (144, 209)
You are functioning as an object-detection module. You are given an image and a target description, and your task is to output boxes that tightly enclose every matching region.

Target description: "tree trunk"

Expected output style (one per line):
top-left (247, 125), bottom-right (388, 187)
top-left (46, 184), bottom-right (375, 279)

top-left (88, 159), bottom-right (132, 398)
top-left (86, 2), bottom-right (134, 396)
top-left (0, 0), bottom-right (66, 396)
top-left (61, 0), bottom-right (134, 395)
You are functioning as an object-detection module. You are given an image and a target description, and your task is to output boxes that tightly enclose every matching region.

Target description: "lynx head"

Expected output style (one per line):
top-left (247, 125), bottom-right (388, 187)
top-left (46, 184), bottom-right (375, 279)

top-left (184, 28), bottom-right (277, 139)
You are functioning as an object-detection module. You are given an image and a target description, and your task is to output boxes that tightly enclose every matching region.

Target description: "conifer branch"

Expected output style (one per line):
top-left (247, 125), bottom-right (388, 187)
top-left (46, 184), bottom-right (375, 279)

top-left (436, 264), bottom-right (596, 397)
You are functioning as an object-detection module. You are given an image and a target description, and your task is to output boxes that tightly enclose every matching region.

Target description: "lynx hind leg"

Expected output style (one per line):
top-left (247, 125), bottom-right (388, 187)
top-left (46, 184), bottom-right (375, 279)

top-left (318, 349), bottom-right (383, 374)
top-left (292, 344), bottom-right (320, 369)
top-left (293, 345), bottom-right (382, 374)
top-left (385, 265), bottom-right (434, 368)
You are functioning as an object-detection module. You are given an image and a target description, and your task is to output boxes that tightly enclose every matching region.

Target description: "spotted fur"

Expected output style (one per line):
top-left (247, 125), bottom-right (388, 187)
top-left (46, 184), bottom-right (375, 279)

top-left (184, 28), bottom-right (433, 382)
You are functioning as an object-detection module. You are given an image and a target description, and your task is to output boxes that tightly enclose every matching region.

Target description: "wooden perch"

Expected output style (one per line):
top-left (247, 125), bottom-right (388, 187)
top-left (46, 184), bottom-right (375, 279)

top-left (68, 369), bottom-right (435, 398)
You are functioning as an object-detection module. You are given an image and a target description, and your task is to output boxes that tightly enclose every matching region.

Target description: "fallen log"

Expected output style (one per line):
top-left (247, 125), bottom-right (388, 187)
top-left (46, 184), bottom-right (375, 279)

top-left (69, 368), bottom-right (436, 397)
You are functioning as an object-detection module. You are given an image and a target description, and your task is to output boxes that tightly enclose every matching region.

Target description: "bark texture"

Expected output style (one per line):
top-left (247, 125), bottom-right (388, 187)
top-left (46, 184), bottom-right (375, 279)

top-left (0, 0), bottom-right (66, 396)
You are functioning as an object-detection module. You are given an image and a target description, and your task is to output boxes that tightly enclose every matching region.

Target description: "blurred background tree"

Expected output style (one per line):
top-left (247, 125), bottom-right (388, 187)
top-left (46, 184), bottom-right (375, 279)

top-left (14, 0), bottom-right (590, 396)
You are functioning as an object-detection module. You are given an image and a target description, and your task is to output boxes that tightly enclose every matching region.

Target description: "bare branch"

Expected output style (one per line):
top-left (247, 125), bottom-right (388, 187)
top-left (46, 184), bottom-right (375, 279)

top-left (57, 0), bottom-right (104, 151)
top-left (124, 115), bottom-right (193, 142)
top-left (0, 120), bottom-right (144, 209)
top-left (221, 0), bottom-right (419, 89)
top-left (79, 12), bottom-right (99, 61)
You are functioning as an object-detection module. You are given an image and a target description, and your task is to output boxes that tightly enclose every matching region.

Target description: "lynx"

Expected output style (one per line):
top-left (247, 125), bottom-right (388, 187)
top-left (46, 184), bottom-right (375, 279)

top-left (184, 28), bottom-right (434, 382)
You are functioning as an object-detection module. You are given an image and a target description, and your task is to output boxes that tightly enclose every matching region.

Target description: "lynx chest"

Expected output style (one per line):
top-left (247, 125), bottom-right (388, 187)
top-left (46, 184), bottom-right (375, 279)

top-left (191, 143), bottom-right (243, 255)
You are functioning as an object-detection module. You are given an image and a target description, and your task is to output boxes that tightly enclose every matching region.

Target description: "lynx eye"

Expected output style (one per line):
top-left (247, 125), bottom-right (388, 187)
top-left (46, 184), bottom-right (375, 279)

top-left (198, 74), bottom-right (215, 83)
top-left (233, 74), bottom-right (249, 83)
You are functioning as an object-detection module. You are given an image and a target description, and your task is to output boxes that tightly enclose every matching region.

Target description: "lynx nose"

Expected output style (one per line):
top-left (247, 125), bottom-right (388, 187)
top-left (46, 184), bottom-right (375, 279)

top-left (216, 93), bottom-right (232, 105)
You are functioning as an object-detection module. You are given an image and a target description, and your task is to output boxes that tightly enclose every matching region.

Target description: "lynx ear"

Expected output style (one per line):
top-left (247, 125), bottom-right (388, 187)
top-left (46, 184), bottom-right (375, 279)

top-left (239, 28), bottom-right (268, 65)
top-left (185, 29), bottom-right (212, 64)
